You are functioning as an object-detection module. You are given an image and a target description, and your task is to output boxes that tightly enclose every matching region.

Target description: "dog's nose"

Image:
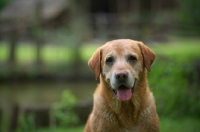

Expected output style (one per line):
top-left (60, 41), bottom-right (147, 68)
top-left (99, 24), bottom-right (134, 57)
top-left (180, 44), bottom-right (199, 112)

top-left (115, 71), bottom-right (128, 81)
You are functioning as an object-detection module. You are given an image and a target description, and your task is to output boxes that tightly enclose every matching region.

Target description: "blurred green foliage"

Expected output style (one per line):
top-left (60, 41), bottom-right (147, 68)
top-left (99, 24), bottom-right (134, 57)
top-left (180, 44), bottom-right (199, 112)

top-left (39, 125), bottom-right (84, 132)
top-left (51, 90), bottom-right (79, 128)
top-left (177, 0), bottom-right (200, 34)
top-left (0, 0), bottom-right (12, 11)
top-left (160, 116), bottom-right (200, 132)
top-left (149, 51), bottom-right (200, 117)
top-left (17, 114), bottom-right (36, 132)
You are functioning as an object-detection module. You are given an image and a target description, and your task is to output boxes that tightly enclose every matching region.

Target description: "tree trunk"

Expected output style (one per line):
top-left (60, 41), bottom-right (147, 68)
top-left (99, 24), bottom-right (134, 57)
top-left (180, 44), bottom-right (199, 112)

top-left (68, 0), bottom-right (90, 79)
top-left (33, 0), bottom-right (43, 66)
top-left (8, 27), bottom-right (18, 64)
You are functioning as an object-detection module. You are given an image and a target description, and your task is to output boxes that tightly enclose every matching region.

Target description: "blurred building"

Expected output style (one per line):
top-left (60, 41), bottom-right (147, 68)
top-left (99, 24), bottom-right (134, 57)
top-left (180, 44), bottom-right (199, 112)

top-left (0, 0), bottom-right (68, 41)
top-left (0, 0), bottom-right (177, 42)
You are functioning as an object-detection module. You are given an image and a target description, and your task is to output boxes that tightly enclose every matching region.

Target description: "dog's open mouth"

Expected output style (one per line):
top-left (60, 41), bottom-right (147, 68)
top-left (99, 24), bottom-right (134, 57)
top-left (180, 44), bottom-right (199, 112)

top-left (113, 85), bottom-right (133, 101)
top-left (112, 80), bottom-right (136, 101)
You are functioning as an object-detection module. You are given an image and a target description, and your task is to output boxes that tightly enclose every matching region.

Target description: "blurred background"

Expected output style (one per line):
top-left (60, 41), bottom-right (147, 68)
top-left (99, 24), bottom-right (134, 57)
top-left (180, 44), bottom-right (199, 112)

top-left (0, 0), bottom-right (200, 131)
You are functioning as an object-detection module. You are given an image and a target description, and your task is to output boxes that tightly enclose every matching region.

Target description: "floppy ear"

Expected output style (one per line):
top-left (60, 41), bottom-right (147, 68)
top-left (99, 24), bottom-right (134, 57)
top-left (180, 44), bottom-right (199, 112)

top-left (88, 47), bottom-right (101, 80)
top-left (138, 42), bottom-right (155, 71)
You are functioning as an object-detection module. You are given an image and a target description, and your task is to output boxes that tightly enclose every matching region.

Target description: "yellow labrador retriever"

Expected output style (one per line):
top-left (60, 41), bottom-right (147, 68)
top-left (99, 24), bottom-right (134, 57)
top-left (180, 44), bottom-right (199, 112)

top-left (85, 39), bottom-right (160, 132)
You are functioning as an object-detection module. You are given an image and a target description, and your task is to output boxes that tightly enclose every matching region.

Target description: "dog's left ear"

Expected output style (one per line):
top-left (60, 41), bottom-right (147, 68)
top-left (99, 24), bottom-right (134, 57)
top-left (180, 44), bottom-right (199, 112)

top-left (138, 42), bottom-right (155, 72)
top-left (88, 47), bottom-right (101, 80)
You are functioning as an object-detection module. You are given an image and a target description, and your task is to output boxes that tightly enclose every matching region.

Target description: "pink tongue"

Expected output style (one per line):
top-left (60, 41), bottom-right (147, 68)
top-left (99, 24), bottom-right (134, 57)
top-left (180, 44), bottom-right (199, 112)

top-left (117, 87), bottom-right (132, 101)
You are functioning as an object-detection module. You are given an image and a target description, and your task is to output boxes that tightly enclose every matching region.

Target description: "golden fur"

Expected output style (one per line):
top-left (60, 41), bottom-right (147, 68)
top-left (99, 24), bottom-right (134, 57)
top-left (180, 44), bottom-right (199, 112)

top-left (85, 39), bottom-right (160, 132)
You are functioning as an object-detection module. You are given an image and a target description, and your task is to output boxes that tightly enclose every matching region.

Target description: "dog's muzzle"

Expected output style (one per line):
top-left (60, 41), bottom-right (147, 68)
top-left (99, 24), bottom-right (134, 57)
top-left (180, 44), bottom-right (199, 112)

top-left (112, 79), bottom-right (137, 101)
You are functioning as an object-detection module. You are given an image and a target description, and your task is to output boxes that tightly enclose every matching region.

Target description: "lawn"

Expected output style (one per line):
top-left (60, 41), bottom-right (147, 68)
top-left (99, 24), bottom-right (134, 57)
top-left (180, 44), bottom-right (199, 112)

top-left (160, 117), bottom-right (200, 132)
top-left (38, 116), bottom-right (200, 132)
top-left (0, 38), bottom-right (200, 64)
top-left (0, 42), bottom-right (99, 64)
top-left (151, 38), bottom-right (200, 59)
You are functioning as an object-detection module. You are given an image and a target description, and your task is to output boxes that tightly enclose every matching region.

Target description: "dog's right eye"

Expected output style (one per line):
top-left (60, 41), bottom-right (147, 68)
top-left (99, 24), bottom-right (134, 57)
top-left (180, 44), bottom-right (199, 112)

top-left (106, 57), bottom-right (114, 65)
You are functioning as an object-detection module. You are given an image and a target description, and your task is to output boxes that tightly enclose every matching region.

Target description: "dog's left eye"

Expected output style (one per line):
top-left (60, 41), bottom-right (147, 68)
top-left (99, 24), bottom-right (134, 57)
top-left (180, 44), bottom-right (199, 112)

top-left (128, 55), bottom-right (137, 62)
top-left (106, 57), bottom-right (114, 65)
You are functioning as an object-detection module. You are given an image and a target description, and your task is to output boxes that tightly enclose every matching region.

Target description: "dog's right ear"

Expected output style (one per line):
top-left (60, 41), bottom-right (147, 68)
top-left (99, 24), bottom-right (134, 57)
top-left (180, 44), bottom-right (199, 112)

top-left (88, 47), bottom-right (101, 80)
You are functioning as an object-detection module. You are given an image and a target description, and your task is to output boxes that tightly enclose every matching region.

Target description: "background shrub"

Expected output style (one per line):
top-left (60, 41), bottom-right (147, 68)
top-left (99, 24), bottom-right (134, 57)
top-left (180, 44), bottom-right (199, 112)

top-left (177, 0), bottom-right (200, 35)
top-left (149, 55), bottom-right (200, 117)
top-left (51, 90), bottom-right (79, 128)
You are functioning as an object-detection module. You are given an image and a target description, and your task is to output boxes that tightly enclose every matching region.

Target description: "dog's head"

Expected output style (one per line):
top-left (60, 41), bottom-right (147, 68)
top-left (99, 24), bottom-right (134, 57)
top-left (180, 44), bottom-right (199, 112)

top-left (88, 39), bottom-right (155, 101)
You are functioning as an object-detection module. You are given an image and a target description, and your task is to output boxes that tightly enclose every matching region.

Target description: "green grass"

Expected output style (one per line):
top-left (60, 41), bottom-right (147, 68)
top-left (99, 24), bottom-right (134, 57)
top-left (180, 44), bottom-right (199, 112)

top-left (1, 39), bottom-right (200, 64)
top-left (0, 42), bottom-right (8, 62)
top-left (0, 43), bottom-right (72, 64)
top-left (41, 46), bottom-right (72, 63)
top-left (160, 117), bottom-right (200, 132)
top-left (17, 44), bottom-right (36, 63)
top-left (151, 38), bottom-right (200, 58)
top-left (80, 44), bottom-right (99, 61)
top-left (0, 42), bottom-right (99, 64)
top-left (38, 117), bottom-right (200, 132)
top-left (38, 126), bottom-right (84, 132)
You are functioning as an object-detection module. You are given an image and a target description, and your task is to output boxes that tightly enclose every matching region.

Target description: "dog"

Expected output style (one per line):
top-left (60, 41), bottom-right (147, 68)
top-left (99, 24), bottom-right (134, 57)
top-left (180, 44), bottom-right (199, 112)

top-left (84, 39), bottom-right (160, 132)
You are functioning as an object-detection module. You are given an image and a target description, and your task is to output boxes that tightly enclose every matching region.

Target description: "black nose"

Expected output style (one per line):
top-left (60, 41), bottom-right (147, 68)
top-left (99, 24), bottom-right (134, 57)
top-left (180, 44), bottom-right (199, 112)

top-left (115, 71), bottom-right (128, 81)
